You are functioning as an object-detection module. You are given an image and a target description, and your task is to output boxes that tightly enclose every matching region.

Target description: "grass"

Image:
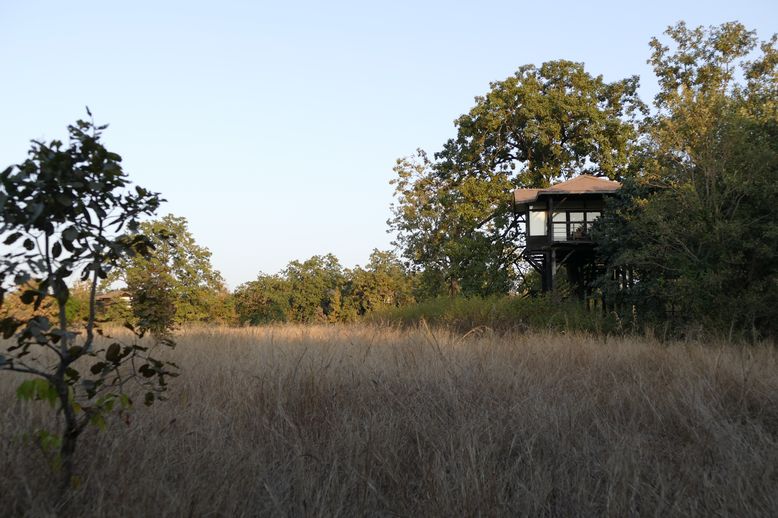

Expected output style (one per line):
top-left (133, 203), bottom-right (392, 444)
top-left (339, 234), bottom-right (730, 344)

top-left (1, 324), bottom-right (777, 516)
top-left (369, 295), bottom-right (620, 335)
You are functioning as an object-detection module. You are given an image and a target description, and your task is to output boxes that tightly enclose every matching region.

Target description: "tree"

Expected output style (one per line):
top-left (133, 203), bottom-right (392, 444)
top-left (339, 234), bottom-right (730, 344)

top-left (109, 214), bottom-right (234, 329)
top-left (0, 112), bottom-right (177, 495)
top-left (234, 274), bottom-right (291, 324)
top-left (344, 249), bottom-right (415, 315)
top-left (284, 254), bottom-right (346, 323)
top-left (595, 22), bottom-right (778, 337)
top-left (390, 61), bottom-right (645, 296)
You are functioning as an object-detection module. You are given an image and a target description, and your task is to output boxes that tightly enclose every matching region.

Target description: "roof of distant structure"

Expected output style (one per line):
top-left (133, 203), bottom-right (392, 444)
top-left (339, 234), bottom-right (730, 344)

top-left (513, 174), bottom-right (622, 204)
top-left (95, 289), bottom-right (130, 301)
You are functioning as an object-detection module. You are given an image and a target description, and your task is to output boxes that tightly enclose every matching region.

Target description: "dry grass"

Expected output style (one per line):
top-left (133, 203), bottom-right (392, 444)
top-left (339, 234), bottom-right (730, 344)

top-left (1, 324), bottom-right (777, 517)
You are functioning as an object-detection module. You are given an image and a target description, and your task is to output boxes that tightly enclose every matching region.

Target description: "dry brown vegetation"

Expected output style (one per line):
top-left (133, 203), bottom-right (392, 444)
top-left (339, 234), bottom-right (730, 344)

top-left (1, 325), bottom-right (777, 517)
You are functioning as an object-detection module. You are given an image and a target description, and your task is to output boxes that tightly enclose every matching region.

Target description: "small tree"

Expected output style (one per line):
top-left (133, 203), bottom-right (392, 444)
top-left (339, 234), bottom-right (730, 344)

top-left (108, 214), bottom-right (233, 327)
top-left (0, 111), bottom-right (177, 495)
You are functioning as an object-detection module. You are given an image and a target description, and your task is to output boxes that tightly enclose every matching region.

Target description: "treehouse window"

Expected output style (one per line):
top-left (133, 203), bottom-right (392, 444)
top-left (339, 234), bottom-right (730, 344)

top-left (528, 210), bottom-right (547, 236)
top-left (552, 211), bottom-right (601, 241)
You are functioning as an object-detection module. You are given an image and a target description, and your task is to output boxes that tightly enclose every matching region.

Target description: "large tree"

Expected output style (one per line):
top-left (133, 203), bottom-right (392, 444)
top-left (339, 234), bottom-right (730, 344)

top-left (390, 60), bottom-right (645, 296)
top-left (595, 22), bottom-right (778, 337)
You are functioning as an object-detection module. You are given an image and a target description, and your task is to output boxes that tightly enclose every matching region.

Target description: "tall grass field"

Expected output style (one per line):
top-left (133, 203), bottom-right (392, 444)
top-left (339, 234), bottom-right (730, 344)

top-left (2, 325), bottom-right (777, 516)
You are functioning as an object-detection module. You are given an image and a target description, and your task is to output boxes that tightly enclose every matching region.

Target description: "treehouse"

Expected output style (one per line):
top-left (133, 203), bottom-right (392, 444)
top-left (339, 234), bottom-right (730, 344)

top-left (512, 175), bottom-right (621, 296)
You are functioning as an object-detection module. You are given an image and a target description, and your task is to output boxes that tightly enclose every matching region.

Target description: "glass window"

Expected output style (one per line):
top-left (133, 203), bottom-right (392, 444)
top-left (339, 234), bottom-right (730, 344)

top-left (553, 225), bottom-right (568, 241)
top-left (588, 211), bottom-right (601, 221)
top-left (569, 212), bottom-right (585, 222)
top-left (529, 211), bottom-right (547, 236)
top-left (552, 212), bottom-right (566, 222)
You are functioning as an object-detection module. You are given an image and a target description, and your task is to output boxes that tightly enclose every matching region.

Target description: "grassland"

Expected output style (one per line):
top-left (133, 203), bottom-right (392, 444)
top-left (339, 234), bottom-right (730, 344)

top-left (1, 325), bottom-right (777, 516)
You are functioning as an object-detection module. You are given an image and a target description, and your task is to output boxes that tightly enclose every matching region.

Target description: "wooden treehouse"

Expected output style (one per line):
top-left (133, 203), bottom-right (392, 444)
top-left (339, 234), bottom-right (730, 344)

top-left (512, 175), bottom-right (621, 298)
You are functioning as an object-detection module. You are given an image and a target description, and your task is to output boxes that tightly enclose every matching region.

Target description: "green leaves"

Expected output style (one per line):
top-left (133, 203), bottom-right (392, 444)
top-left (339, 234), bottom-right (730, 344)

top-left (1, 110), bottom-right (178, 491)
top-left (595, 22), bottom-right (778, 339)
top-left (17, 379), bottom-right (58, 406)
top-left (112, 214), bottom-right (231, 333)
top-left (389, 61), bottom-right (646, 297)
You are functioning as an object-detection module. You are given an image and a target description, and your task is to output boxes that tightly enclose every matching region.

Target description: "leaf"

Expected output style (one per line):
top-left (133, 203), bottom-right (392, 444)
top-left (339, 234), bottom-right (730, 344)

top-left (62, 226), bottom-right (78, 243)
top-left (67, 346), bottom-right (84, 359)
top-left (20, 290), bottom-right (37, 305)
top-left (105, 342), bottom-right (121, 363)
top-left (16, 380), bottom-right (35, 400)
top-left (0, 317), bottom-right (22, 339)
top-left (139, 364), bottom-right (155, 378)
top-left (23, 238), bottom-right (35, 250)
top-left (3, 232), bottom-right (22, 245)
top-left (90, 413), bottom-right (106, 431)
top-left (16, 378), bottom-right (57, 406)
top-left (55, 193), bottom-right (72, 207)
top-left (119, 393), bottom-right (132, 409)
top-left (52, 242), bottom-right (62, 258)
top-left (65, 367), bottom-right (80, 381)
top-left (90, 362), bottom-right (107, 375)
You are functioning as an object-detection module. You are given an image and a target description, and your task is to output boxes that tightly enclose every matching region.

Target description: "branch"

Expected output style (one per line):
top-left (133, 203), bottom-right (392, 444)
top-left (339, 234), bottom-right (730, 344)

top-left (1, 362), bottom-right (54, 381)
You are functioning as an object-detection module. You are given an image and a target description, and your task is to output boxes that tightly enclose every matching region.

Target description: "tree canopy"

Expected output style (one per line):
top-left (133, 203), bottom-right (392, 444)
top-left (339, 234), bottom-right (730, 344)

top-left (108, 214), bottom-right (234, 331)
top-left (595, 21), bottom-right (778, 337)
top-left (389, 60), bottom-right (646, 296)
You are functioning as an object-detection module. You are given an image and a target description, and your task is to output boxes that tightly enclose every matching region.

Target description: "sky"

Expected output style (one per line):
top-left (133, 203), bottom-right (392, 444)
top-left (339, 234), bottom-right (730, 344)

top-left (1, 1), bottom-right (776, 288)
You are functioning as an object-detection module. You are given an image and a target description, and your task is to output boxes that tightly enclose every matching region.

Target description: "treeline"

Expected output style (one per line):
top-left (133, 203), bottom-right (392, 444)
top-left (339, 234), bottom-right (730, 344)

top-left (1, 214), bottom-right (236, 331)
top-left (233, 251), bottom-right (415, 324)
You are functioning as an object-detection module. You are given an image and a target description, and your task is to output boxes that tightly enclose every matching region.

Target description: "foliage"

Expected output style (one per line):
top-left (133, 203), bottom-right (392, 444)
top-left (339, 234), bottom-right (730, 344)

top-left (234, 274), bottom-right (292, 324)
top-left (389, 60), bottom-right (646, 296)
top-left (284, 253), bottom-right (346, 323)
top-left (595, 22), bottom-right (778, 338)
top-left (63, 281), bottom-right (91, 325)
top-left (234, 250), bottom-right (416, 325)
top-left (345, 250), bottom-right (416, 316)
top-left (108, 214), bottom-right (235, 331)
top-left (0, 112), bottom-right (177, 494)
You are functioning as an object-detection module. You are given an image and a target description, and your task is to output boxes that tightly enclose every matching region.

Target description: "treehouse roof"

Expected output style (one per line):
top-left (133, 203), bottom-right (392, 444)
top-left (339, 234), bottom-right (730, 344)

top-left (513, 174), bottom-right (621, 205)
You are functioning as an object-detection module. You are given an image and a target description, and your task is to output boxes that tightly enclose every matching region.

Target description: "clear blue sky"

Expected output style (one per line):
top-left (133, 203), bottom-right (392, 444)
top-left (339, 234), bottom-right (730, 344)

top-left (1, 1), bottom-right (775, 288)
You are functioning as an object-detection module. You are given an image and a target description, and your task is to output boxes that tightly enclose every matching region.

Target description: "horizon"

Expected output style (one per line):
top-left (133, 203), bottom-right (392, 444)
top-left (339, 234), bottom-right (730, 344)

top-left (2, 1), bottom-right (776, 288)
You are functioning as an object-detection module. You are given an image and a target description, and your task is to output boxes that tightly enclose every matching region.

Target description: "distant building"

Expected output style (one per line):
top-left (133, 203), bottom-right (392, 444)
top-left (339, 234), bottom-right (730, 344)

top-left (95, 289), bottom-right (131, 311)
top-left (512, 175), bottom-right (621, 296)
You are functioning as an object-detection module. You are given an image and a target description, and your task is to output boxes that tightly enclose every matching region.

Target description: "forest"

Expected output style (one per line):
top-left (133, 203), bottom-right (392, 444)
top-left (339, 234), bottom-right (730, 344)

top-left (1, 20), bottom-right (777, 517)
